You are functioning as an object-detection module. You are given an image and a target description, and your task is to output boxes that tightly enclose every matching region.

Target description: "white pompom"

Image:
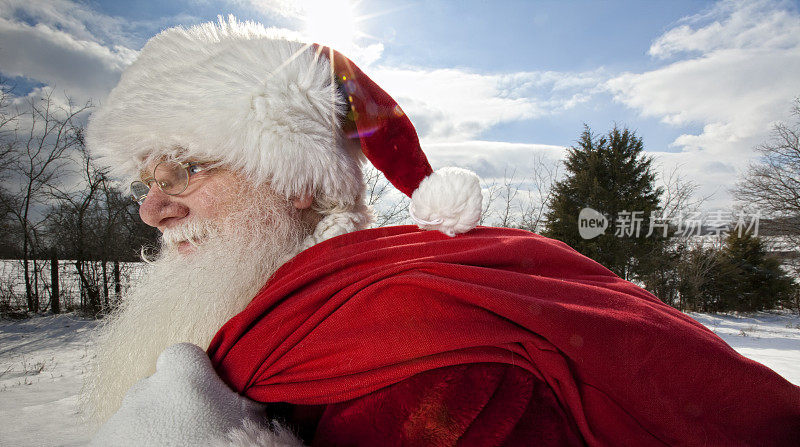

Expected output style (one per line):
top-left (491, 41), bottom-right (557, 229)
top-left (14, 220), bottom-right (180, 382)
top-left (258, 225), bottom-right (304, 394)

top-left (409, 167), bottom-right (482, 237)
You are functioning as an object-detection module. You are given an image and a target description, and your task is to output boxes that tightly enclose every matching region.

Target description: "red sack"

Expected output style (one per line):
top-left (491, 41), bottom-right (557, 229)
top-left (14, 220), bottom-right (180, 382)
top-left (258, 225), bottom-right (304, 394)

top-left (209, 226), bottom-right (800, 445)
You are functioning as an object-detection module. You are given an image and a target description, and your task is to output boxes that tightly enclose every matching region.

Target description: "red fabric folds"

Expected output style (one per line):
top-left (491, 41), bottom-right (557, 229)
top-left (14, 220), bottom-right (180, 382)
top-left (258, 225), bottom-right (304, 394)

top-left (299, 363), bottom-right (586, 446)
top-left (208, 226), bottom-right (800, 446)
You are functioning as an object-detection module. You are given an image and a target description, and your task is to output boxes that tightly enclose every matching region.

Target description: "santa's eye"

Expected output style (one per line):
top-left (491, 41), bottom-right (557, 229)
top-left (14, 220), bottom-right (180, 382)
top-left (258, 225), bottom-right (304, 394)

top-left (186, 162), bottom-right (209, 176)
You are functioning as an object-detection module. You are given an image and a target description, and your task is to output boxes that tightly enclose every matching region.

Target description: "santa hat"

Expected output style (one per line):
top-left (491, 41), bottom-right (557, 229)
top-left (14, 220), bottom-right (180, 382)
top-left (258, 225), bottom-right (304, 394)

top-left (86, 17), bottom-right (482, 237)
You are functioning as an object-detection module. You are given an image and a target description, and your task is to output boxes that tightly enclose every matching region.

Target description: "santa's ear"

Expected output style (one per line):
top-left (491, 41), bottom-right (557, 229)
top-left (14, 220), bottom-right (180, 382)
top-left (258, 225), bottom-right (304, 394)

top-left (292, 195), bottom-right (314, 210)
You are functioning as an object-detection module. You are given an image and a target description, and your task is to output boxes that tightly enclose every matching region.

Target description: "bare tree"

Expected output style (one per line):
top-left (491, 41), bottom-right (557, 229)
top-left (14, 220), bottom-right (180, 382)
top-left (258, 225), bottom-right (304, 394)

top-left (734, 99), bottom-right (800, 239)
top-left (0, 80), bottom-right (19, 173)
top-left (0, 88), bottom-right (91, 312)
top-left (674, 241), bottom-right (723, 311)
top-left (363, 166), bottom-right (409, 227)
top-left (518, 153), bottom-right (561, 233)
top-left (48, 136), bottom-right (106, 313)
top-left (365, 154), bottom-right (556, 232)
top-left (733, 98), bottom-right (800, 307)
top-left (636, 162), bottom-right (711, 305)
top-left (0, 81), bottom-right (21, 257)
top-left (495, 169), bottom-right (521, 228)
top-left (479, 155), bottom-right (560, 230)
top-left (658, 164), bottom-right (705, 222)
top-left (478, 177), bottom-right (501, 226)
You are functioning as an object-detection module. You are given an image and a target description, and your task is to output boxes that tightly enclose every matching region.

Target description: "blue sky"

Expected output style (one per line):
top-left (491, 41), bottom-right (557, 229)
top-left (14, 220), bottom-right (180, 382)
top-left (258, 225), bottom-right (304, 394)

top-left (1, 0), bottom-right (799, 210)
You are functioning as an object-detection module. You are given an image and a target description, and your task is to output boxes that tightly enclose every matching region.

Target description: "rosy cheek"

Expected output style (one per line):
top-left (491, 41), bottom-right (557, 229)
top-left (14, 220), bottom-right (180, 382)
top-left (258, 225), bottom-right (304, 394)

top-left (190, 188), bottom-right (225, 218)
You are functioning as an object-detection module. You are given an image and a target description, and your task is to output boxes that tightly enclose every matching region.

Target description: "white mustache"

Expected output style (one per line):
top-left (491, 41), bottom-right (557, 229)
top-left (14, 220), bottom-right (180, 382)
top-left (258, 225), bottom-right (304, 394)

top-left (161, 220), bottom-right (215, 249)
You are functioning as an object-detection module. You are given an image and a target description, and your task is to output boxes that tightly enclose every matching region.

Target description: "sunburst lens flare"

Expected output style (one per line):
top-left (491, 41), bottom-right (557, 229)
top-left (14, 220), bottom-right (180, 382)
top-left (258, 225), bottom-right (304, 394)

top-left (302, 0), bottom-right (359, 51)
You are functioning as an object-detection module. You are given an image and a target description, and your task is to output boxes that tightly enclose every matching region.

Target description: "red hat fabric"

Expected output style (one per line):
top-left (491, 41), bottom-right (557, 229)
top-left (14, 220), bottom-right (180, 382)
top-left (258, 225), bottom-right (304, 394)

top-left (319, 45), bottom-right (433, 197)
top-left (319, 46), bottom-right (483, 236)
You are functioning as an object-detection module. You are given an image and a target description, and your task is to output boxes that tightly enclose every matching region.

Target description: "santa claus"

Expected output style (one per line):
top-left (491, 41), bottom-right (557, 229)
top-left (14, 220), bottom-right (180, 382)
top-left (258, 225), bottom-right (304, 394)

top-left (83, 17), bottom-right (799, 447)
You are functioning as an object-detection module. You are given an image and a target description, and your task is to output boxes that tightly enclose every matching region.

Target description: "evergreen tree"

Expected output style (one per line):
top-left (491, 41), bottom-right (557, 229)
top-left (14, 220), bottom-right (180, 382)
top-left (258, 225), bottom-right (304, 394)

top-left (717, 232), bottom-right (794, 311)
top-left (682, 245), bottom-right (740, 312)
top-left (543, 125), bottom-right (663, 280)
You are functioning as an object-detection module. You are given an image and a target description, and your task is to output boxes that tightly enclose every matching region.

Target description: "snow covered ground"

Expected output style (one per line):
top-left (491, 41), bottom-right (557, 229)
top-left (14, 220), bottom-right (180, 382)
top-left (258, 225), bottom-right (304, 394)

top-left (0, 314), bottom-right (97, 447)
top-left (1, 310), bottom-right (798, 446)
top-left (687, 311), bottom-right (800, 385)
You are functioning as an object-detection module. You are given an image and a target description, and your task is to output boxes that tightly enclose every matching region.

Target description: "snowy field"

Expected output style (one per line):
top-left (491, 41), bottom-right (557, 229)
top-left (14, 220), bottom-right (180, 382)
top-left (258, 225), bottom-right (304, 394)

top-left (1, 311), bottom-right (798, 446)
top-left (0, 315), bottom-right (97, 447)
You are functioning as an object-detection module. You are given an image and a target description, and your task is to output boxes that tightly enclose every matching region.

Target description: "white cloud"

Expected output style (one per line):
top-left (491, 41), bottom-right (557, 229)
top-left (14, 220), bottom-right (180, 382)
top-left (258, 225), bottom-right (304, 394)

top-left (0, 0), bottom-right (134, 47)
top-left (0, 0), bottom-right (140, 103)
top-left (0, 17), bottom-right (136, 101)
top-left (608, 47), bottom-right (800, 132)
top-left (422, 140), bottom-right (567, 179)
top-left (370, 67), bottom-right (603, 142)
top-left (649, 0), bottom-right (800, 58)
top-left (369, 68), bottom-right (537, 141)
top-left (0, 0), bottom-right (203, 104)
top-left (234, 0), bottom-right (304, 18)
top-left (607, 0), bottom-right (800, 210)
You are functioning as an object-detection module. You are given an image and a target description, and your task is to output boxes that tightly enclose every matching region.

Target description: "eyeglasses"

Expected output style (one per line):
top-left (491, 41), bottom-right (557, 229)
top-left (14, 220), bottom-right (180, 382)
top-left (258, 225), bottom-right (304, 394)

top-left (131, 160), bottom-right (209, 205)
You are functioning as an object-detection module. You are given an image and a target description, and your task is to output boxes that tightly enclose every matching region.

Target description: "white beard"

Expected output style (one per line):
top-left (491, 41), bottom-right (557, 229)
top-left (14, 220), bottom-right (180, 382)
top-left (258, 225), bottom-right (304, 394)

top-left (83, 188), bottom-right (309, 424)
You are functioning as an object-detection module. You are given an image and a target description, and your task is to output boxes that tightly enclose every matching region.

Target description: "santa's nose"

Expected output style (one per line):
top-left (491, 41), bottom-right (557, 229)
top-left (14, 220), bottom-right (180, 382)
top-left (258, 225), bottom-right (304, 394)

top-left (138, 186), bottom-right (189, 230)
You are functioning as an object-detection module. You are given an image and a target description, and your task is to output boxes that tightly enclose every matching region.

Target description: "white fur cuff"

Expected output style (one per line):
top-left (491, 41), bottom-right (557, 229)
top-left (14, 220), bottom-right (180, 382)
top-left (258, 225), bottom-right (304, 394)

top-left (90, 343), bottom-right (306, 446)
top-left (215, 419), bottom-right (305, 447)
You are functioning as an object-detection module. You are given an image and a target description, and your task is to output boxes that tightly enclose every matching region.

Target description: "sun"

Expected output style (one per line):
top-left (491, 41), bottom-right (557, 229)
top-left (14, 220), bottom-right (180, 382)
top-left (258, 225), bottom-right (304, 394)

top-left (301, 0), bottom-right (360, 50)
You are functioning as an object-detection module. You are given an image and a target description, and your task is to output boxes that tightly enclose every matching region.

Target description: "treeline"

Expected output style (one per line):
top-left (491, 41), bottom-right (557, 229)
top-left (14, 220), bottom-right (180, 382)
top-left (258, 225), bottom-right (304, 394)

top-left (541, 123), bottom-right (798, 313)
top-left (0, 82), bottom-right (158, 317)
top-left (369, 116), bottom-right (799, 313)
top-left (1, 78), bottom-right (798, 317)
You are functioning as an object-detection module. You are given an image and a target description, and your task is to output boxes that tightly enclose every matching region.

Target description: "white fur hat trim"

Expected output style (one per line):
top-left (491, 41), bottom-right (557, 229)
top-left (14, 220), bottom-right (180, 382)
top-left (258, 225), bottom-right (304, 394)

top-left (86, 17), bottom-right (363, 204)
